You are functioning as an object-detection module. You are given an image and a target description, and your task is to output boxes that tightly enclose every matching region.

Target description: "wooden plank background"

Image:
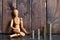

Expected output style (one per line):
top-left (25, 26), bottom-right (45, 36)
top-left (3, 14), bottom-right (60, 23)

top-left (1, 0), bottom-right (46, 34)
top-left (31, 0), bottom-right (46, 33)
top-left (17, 0), bottom-right (46, 34)
top-left (47, 0), bottom-right (60, 34)
top-left (2, 0), bottom-right (15, 33)
top-left (0, 0), bottom-right (60, 34)
top-left (0, 0), bottom-right (2, 33)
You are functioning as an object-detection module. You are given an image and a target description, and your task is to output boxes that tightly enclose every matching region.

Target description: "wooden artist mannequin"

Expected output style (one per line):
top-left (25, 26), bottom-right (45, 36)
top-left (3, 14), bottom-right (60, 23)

top-left (10, 8), bottom-right (29, 37)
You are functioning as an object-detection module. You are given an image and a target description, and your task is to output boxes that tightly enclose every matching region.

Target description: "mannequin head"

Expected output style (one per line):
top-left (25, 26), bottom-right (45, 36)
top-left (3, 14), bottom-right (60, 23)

top-left (13, 8), bottom-right (18, 17)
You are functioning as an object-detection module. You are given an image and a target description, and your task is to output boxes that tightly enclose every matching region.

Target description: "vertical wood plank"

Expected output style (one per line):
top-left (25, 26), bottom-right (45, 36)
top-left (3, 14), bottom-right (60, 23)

top-left (47, 0), bottom-right (60, 33)
top-left (0, 0), bottom-right (2, 33)
top-left (32, 0), bottom-right (46, 40)
top-left (31, 0), bottom-right (46, 34)
top-left (2, 0), bottom-right (16, 33)
top-left (2, 0), bottom-right (7, 33)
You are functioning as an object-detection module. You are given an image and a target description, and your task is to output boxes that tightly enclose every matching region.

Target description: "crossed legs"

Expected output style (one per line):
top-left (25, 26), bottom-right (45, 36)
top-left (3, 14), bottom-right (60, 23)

top-left (9, 28), bottom-right (25, 38)
top-left (10, 32), bottom-right (25, 37)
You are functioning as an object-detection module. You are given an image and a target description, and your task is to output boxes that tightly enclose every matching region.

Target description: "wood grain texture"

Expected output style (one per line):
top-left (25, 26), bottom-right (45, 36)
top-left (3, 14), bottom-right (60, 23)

top-left (2, 0), bottom-right (14, 33)
top-left (31, 0), bottom-right (46, 33)
top-left (2, 0), bottom-right (46, 33)
top-left (0, 0), bottom-right (2, 33)
top-left (47, 0), bottom-right (60, 33)
top-left (17, 0), bottom-right (46, 33)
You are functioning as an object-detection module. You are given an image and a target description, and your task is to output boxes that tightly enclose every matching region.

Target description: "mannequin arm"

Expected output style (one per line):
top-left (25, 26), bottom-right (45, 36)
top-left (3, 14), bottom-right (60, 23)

top-left (20, 18), bottom-right (28, 34)
top-left (10, 19), bottom-right (15, 29)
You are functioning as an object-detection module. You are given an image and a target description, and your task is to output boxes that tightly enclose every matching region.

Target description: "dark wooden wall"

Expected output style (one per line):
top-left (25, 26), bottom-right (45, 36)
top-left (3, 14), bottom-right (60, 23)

top-left (47, 0), bottom-right (60, 34)
top-left (0, 0), bottom-right (46, 33)
top-left (1, 0), bottom-right (60, 34)
top-left (2, 0), bottom-right (15, 33)
top-left (17, 0), bottom-right (46, 33)
top-left (31, 0), bottom-right (46, 33)
top-left (0, 0), bottom-right (2, 33)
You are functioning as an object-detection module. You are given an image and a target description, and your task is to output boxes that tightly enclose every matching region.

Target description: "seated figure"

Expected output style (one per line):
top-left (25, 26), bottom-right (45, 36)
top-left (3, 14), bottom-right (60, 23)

top-left (9, 8), bottom-right (29, 37)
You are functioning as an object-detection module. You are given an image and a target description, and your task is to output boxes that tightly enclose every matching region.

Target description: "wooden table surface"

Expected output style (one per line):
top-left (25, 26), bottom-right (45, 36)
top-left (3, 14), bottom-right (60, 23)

top-left (0, 34), bottom-right (43, 40)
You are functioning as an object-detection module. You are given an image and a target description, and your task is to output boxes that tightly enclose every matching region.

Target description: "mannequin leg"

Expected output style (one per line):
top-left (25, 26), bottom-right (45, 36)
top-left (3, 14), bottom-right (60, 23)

top-left (10, 34), bottom-right (20, 37)
top-left (10, 28), bottom-right (25, 37)
top-left (20, 32), bottom-right (25, 36)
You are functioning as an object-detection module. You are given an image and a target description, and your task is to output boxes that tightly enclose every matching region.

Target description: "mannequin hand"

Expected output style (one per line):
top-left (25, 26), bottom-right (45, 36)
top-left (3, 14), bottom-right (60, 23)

top-left (26, 32), bottom-right (31, 35)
